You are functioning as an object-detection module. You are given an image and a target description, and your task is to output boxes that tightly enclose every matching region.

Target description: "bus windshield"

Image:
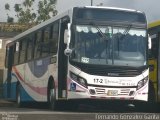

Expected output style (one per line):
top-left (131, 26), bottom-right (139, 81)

top-left (70, 25), bottom-right (147, 67)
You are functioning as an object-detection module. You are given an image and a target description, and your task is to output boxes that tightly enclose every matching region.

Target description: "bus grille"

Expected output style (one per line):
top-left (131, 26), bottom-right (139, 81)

top-left (95, 88), bottom-right (106, 94)
top-left (81, 67), bottom-right (141, 77)
top-left (70, 61), bottom-right (146, 77)
top-left (118, 89), bottom-right (130, 95)
top-left (95, 88), bottom-right (130, 95)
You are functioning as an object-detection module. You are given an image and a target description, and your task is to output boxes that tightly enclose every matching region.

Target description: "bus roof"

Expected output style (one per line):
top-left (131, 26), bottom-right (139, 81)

top-left (8, 10), bottom-right (71, 46)
top-left (148, 20), bottom-right (160, 28)
top-left (7, 6), bottom-right (144, 46)
top-left (84, 6), bottom-right (141, 13)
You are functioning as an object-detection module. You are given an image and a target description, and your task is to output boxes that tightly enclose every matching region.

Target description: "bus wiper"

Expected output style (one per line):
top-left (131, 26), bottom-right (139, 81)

top-left (115, 24), bottom-right (132, 60)
top-left (89, 22), bottom-right (108, 40)
top-left (120, 24), bottom-right (132, 40)
top-left (89, 22), bottom-right (109, 64)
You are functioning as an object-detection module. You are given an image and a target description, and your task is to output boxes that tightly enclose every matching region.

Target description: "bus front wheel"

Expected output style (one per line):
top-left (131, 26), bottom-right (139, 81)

top-left (47, 84), bottom-right (57, 110)
top-left (16, 84), bottom-right (22, 107)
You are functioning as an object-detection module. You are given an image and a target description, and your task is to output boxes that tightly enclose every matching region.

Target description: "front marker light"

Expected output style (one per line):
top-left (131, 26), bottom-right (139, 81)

top-left (137, 76), bottom-right (148, 90)
top-left (143, 76), bottom-right (148, 84)
top-left (70, 72), bottom-right (78, 81)
top-left (70, 72), bottom-right (88, 88)
top-left (79, 77), bottom-right (87, 87)
top-left (137, 80), bottom-right (144, 90)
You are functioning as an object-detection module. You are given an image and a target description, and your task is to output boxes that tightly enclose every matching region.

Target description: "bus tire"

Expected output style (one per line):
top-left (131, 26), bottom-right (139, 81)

top-left (16, 83), bottom-right (22, 107)
top-left (47, 82), bottom-right (57, 110)
top-left (148, 80), bottom-right (156, 103)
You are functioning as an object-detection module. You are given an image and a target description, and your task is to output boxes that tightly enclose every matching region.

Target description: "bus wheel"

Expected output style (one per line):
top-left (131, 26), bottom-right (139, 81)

top-left (48, 85), bottom-right (57, 110)
top-left (16, 84), bottom-right (22, 107)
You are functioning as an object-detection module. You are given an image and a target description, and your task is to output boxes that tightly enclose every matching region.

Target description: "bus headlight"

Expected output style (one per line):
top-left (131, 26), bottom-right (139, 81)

top-left (137, 76), bottom-right (148, 90)
top-left (70, 72), bottom-right (87, 88)
top-left (79, 77), bottom-right (87, 86)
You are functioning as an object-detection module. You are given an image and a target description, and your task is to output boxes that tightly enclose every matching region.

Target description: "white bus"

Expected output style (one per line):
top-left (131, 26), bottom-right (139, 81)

top-left (3, 6), bottom-right (149, 110)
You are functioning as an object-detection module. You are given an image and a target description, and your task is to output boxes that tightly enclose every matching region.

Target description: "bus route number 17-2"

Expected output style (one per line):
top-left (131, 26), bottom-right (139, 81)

top-left (94, 79), bottom-right (104, 84)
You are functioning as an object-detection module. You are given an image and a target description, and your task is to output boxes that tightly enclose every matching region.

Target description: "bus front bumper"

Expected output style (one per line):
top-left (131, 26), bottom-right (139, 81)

top-left (67, 84), bottom-right (148, 101)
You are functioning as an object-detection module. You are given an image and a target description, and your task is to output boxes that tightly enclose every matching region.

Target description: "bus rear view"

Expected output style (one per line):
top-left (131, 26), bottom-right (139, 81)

top-left (66, 7), bottom-right (149, 101)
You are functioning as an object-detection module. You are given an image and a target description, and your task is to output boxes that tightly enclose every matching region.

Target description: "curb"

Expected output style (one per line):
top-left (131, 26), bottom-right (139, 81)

top-left (0, 99), bottom-right (16, 107)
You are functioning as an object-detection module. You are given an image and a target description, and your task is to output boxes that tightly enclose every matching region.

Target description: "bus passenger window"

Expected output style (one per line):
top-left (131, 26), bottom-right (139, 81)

top-left (26, 35), bottom-right (33, 61)
top-left (149, 38), bottom-right (158, 59)
top-left (41, 27), bottom-right (50, 57)
top-left (19, 40), bottom-right (27, 63)
top-left (50, 22), bottom-right (59, 54)
top-left (44, 27), bottom-right (50, 42)
top-left (13, 43), bottom-right (19, 65)
top-left (34, 31), bottom-right (42, 59)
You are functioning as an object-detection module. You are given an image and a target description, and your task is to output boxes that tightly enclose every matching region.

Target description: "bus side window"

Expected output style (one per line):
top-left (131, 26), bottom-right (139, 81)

top-left (34, 31), bottom-right (42, 59)
top-left (19, 39), bottom-right (27, 64)
top-left (26, 35), bottom-right (34, 61)
top-left (41, 27), bottom-right (50, 57)
top-left (13, 43), bottom-right (19, 65)
top-left (44, 27), bottom-right (50, 43)
top-left (5, 47), bottom-right (9, 68)
top-left (50, 21), bottom-right (59, 55)
top-left (149, 38), bottom-right (158, 59)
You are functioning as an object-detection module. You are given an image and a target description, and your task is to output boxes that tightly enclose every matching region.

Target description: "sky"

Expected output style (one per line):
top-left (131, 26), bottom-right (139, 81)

top-left (0, 0), bottom-right (159, 23)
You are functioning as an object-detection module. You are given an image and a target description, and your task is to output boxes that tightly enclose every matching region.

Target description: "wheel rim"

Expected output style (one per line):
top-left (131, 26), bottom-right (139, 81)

top-left (49, 89), bottom-right (55, 109)
top-left (17, 91), bottom-right (21, 105)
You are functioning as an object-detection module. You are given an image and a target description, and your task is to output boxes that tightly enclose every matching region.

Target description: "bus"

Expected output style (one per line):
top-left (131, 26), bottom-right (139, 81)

top-left (3, 6), bottom-right (149, 110)
top-left (148, 20), bottom-right (160, 102)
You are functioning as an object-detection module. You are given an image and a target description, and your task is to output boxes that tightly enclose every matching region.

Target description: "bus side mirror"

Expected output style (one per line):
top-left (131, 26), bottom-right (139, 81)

top-left (148, 35), bottom-right (152, 49)
top-left (64, 29), bottom-right (69, 44)
top-left (64, 48), bottom-right (72, 56)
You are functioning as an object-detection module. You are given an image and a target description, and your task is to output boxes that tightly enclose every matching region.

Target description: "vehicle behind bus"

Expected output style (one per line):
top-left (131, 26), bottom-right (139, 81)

top-left (148, 21), bottom-right (160, 102)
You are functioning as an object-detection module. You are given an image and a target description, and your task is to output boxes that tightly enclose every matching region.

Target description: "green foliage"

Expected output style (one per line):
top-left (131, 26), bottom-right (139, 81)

top-left (5, 3), bottom-right (14, 23)
top-left (5, 0), bottom-right (57, 24)
top-left (5, 3), bottom-right (10, 10)
top-left (37, 0), bottom-right (57, 22)
top-left (7, 16), bottom-right (14, 23)
top-left (14, 4), bottom-right (21, 12)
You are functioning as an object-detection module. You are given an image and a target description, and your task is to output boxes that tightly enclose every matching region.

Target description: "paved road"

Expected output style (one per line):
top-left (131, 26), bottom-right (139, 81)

top-left (0, 100), bottom-right (159, 120)
top-left (0, 107), bottom-right (159, 120)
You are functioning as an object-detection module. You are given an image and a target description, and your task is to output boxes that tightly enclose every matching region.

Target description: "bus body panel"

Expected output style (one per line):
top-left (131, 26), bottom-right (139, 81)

top-left (3, 56), bottom-right (57, 102)
top-left (67, 64), bottom-right (149, 101)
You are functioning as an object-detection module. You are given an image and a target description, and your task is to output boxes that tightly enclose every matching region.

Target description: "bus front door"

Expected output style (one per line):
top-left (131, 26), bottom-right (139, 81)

top-left (6, 46), bottom-right (14, 98)
top-left (58, 20), bottom-right (68, 99)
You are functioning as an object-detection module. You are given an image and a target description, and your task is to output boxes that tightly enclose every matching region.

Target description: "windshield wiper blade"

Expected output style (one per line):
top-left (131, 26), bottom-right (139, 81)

top-left (120, 24), bottom-right (132, 40)
top-left (89, 22), bottom-right (109, 64)
top-left (89, 22), bottom-right (108, 39)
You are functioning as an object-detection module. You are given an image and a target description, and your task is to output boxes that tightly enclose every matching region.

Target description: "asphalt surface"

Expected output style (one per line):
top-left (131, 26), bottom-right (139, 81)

top-left (0, 99), bottom-right (160, 120)
top-left (0, 99), bottom-right (16, 107)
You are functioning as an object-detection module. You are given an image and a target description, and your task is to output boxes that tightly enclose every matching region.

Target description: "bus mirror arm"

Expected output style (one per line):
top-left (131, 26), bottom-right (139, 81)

top-left (64, 48), bottom-right (72, 56)
top-left (148, 35), bottom-right (152, 49)
top-left (64, 23), bottom-right (71, 44)
top-left (64, 29), bottom-right (69, 44)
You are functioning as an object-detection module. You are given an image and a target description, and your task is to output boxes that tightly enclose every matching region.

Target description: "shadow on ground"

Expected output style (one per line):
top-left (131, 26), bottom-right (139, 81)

top-left (18, 100), bottom-right (160, 113)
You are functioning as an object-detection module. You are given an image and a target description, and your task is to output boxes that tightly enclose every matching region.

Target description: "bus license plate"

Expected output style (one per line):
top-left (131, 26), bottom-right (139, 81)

top-left (107, 90), bottom-right (118, 96)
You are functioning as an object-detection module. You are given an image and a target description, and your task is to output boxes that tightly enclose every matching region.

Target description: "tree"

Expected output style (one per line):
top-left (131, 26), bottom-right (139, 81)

top-left (7, 16), bottom-right (14, 23)
top-left (5, 0), bottom-right (57, 24)
top-left (5, 3), bottom-right (14, 23)
top-left (37, 0), bottom-right (57, 22)
top-left (5, 3), bottom-right (10, 10)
